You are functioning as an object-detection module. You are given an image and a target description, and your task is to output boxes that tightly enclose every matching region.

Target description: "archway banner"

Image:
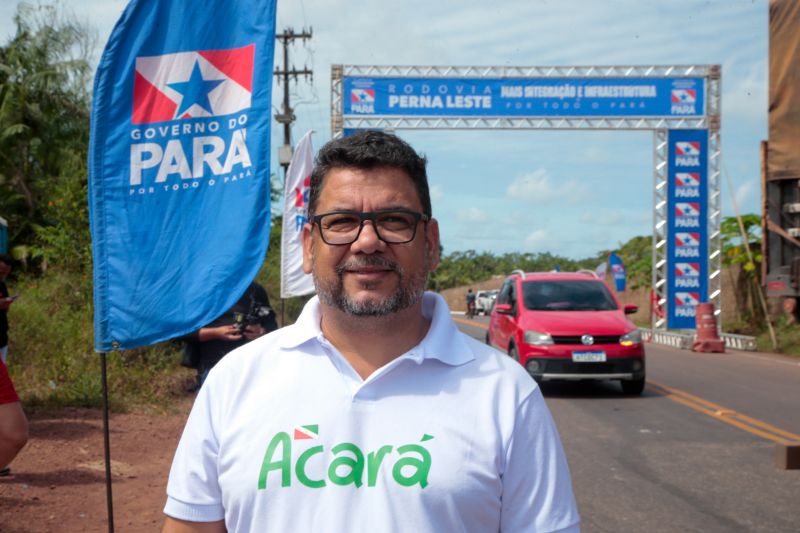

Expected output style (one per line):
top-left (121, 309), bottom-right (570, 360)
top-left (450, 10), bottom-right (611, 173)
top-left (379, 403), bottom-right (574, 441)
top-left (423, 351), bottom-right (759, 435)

top-left (666, 129), bottom-right (709, 329)
top-left (344, 76), bottom-right (705, 118)
top-left (88, 0), bottom-right (277, 351)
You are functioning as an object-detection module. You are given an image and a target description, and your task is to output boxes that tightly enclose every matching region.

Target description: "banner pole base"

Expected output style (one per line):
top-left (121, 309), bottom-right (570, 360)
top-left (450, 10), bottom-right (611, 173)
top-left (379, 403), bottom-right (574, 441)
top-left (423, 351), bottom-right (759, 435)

top-left (101, 352), bottom-right (115, 533)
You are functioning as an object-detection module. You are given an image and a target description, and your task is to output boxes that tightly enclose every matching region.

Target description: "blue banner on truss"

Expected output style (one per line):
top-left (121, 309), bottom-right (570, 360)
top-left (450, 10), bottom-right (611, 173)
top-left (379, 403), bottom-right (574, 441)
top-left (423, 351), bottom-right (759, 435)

top-left (344, 76), bottom-right (705, 118)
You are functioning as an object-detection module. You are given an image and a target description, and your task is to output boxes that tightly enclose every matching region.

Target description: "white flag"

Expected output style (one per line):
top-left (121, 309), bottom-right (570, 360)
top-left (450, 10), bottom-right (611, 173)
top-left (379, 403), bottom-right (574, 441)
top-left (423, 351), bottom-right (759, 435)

top-left (595, 261), bottom-right (607, 279)
top-left (280, 131), bottom-right (316, 298)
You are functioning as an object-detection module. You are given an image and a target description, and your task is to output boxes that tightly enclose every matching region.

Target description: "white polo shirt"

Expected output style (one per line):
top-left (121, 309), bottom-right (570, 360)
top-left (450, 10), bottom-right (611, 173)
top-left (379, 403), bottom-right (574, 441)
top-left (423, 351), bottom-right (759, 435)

top-left (164, 292), bottom-right (580, 532)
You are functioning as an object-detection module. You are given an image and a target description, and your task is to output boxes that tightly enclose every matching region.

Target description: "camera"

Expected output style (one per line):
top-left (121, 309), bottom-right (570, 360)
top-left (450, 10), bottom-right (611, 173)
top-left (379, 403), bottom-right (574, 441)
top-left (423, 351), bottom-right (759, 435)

top-left (234, 302), bottom-right (273, 333)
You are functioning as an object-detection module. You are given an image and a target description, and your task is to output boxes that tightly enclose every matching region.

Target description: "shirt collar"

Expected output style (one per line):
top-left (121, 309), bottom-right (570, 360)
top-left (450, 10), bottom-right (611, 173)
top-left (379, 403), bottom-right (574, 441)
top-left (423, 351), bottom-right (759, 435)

top-left (278, 292), bottom-right (475, 367)
top-left (278, 295), bottom-right (324, 349)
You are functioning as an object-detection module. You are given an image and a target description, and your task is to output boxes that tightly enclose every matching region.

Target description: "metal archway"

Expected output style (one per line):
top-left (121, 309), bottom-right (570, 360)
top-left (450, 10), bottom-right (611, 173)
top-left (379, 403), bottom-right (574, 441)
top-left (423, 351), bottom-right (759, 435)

top-left (331, 64), bottom-right (721, 332)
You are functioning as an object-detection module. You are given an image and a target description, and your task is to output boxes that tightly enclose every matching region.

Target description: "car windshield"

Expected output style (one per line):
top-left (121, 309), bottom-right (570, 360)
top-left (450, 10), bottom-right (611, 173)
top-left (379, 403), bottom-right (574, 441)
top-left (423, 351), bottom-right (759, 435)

top-left (522, 280), bottom-right (618, 311)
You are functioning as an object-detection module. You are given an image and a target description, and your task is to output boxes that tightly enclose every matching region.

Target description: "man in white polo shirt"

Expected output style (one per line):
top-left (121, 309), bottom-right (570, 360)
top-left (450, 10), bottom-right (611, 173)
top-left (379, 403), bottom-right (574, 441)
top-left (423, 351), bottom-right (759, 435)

top-left (162, 131), bottom-right (580, 532)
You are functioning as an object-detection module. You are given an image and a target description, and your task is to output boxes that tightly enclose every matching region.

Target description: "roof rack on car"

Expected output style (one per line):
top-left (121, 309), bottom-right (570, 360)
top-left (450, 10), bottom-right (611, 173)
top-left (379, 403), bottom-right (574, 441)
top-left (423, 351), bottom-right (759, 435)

top-left (575, 269), bottom-right (600, 278)
top-left (510, 269), bottom-right (526, 278)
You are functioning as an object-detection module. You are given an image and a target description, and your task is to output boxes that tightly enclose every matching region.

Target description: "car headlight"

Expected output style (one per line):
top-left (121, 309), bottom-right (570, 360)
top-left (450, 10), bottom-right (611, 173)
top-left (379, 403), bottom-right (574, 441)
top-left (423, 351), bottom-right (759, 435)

top-left (523, 330), bottom-right (554, 345)
top-left (620, 329), bottom-right (642, 346)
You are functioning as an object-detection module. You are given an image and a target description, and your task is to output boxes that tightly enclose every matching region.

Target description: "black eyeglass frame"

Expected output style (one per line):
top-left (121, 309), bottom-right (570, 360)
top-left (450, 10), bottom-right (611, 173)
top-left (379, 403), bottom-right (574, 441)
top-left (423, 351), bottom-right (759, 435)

top-left (311, 209), bottom-right (431, 245)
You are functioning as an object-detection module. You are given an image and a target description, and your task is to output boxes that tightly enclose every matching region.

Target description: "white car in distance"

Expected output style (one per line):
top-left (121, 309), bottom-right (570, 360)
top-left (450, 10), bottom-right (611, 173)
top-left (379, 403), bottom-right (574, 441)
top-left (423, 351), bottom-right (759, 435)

top-left (475, 290), bottom-right (498, 315)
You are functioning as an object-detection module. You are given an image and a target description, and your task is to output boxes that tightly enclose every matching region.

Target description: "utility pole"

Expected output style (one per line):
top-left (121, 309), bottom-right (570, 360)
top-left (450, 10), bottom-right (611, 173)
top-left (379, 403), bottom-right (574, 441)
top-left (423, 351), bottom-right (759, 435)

top-left (274, 27), bottom-right (312, 327)
top-left (274, 27), bottom-right (313, 177)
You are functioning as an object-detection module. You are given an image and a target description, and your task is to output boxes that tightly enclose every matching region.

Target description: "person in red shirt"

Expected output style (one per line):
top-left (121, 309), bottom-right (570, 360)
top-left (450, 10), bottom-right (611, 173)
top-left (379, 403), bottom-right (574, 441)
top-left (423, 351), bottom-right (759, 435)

top-left (0, 253), bottom-right (15, 363)
top-left (0, 359), bottom-right (27, 476)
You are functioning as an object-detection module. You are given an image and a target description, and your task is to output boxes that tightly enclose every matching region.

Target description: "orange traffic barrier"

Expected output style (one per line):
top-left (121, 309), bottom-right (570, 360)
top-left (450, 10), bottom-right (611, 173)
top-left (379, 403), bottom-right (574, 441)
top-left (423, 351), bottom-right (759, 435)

top-left (692, 302), bottom-right (725, 353)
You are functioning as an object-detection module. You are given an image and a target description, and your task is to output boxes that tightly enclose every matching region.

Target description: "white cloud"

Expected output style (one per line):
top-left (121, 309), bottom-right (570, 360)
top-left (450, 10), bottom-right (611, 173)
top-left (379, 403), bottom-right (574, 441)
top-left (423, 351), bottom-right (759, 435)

top-left (580, 211), bottom-right (651, 227)
top-left (457, 206), bottom-right (489, 224)
top-left (506, 169), bottom-right (590, 204)
top-left (525, 229), bottom-right (550, 249)
top-left (734, 180), bottom-right (757, 211)
top-left (429, 184), bottom-right (444, 203)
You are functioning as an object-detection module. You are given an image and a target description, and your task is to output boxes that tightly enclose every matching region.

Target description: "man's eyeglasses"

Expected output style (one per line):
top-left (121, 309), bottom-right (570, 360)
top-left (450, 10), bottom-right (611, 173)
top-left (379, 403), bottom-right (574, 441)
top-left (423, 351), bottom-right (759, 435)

top-left (311, 209), bottom-right (430, 245)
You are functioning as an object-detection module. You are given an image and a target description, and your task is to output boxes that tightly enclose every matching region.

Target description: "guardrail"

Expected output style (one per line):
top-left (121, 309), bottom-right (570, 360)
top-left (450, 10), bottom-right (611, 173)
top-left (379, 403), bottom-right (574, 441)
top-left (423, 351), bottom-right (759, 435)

top-left (639, 328), bottom-right (757, 352)
top-left (720, 332), bottom-right (758, 351)
top-left (640, 328), bottom-right (692, 350)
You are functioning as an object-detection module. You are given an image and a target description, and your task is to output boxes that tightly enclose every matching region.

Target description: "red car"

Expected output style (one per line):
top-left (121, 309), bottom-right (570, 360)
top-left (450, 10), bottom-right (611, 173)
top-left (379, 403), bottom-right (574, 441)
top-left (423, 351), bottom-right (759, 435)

top-left (486, 270), bottom-right (646, 395)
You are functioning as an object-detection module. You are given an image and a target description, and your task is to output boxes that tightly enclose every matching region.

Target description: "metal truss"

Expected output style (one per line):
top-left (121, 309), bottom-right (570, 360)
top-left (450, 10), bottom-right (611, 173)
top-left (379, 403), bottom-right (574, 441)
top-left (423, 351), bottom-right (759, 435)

top-left (706, 65), bottom-right (723, 319)
top-left (340, 116), bottom-right (709, 132)
top-left (708, 129), bottom-right (722, 322)
top-left (651, 129), bottom-right (722, 331)
top-left (331, 64), bottom-right (723, 332)
top-left (331, 64), bottom-right (717, 137)
top-left (339, 64), bottom-right (717, 79)
top-left (651, 128), bottom-right (722, 331)
top-left (707, 65), bottom-right (722, 130)
top-left (652, 130), bottom-right (669, 329)
top-left (331, 65), bottom-right (343, 138)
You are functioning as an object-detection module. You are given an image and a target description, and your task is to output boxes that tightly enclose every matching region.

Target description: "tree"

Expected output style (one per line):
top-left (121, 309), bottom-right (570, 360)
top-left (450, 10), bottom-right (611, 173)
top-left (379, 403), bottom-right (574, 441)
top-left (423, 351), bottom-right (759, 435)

top-left (0, 2), bottom-right (95, 266)
top-left (720, 214), bottom-right (762, 322)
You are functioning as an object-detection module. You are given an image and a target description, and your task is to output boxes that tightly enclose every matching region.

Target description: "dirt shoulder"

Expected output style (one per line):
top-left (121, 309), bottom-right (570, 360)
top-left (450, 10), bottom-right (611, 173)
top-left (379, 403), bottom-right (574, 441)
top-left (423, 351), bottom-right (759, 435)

top-left (0, 402), bottom-right (192, 533)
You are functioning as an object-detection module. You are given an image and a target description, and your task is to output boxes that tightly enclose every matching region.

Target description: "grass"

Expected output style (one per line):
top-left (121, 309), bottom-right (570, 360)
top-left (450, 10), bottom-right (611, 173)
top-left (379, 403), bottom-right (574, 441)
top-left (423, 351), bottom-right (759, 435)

top-left (5, 241), bottom-right (310, 412)
top-left (722, 314), bottom-right (800, 356)
top-left (7, 271), bottom-right (192, 412)
top-left (753, 316), bottom-right (800, 356)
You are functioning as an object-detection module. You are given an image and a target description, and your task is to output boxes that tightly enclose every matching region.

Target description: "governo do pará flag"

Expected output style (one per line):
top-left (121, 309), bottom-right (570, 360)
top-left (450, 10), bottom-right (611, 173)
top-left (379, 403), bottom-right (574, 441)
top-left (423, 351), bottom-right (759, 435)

top-left (88, 0), bottom-right (277, 351)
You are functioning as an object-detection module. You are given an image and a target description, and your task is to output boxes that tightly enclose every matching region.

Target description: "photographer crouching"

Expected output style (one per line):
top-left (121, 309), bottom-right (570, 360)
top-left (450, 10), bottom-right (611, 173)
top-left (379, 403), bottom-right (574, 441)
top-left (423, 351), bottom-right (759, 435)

top-left (180, 281), bottom-right (278, 391)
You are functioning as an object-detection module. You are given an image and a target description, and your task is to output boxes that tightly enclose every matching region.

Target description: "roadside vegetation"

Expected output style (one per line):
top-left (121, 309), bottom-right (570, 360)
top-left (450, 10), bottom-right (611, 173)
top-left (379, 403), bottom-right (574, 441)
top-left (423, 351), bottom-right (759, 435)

top-left (433, 235), bottom-right (653, 292)
top-left (0, 4), bottom-right (791, 411)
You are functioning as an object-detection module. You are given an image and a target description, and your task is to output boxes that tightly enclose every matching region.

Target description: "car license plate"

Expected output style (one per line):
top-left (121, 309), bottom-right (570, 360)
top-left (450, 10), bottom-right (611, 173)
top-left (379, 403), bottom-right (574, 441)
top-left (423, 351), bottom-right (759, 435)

top-left (572, 351), bottom-right (606, 362)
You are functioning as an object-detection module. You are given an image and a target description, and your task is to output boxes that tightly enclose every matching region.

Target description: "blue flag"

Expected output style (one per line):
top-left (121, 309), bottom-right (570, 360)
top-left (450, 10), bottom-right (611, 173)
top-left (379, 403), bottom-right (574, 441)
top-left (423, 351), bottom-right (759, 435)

top-left (88, 0), bottom-right (277, 351)
top-left (608, 253), bottom-right (626, 292)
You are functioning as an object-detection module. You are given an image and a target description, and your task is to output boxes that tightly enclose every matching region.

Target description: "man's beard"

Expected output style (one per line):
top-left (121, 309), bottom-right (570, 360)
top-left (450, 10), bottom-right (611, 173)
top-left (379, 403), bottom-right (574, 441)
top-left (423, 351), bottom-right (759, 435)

top-left (313, 251), bottom-right (430, 317)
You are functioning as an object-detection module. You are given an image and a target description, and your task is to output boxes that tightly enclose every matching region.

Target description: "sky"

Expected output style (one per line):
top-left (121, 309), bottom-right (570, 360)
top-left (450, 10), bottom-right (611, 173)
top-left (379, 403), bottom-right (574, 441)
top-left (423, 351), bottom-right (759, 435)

top-left (0, 0), bottom-right (768, 259)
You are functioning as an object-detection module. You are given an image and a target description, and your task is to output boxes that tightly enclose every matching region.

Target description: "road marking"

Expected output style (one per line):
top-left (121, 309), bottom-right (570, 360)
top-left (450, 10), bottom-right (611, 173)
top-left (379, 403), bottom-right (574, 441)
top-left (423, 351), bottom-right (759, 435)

top-left (648, 380), bottom-right (800, 444)
top-left (449, 315), bottom-right (800, 443)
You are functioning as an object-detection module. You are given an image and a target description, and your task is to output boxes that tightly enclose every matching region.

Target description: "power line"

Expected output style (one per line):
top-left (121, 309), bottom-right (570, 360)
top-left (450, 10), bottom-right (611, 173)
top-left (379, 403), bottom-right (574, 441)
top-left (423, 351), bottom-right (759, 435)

top-left (274, 26), bottom-right (313, 177)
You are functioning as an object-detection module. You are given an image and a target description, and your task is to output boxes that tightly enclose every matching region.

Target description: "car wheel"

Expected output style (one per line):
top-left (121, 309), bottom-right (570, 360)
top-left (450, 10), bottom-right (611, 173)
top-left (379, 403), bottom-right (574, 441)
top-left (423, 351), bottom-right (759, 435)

top-left (621, 377), bottom-right (645, 395)
top-left (508, 344), bottom-right (519, 363)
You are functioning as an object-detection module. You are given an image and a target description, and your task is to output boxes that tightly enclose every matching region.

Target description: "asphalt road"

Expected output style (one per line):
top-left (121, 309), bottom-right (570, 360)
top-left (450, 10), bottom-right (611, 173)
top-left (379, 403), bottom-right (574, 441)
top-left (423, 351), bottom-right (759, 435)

top-left (453, 314), bottom-right (800, 533)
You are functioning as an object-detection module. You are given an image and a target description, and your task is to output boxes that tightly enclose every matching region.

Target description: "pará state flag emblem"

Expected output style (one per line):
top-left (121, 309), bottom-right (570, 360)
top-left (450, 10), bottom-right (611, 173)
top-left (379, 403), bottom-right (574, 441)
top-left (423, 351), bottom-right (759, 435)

top-left (294, 425), bottom-right (319, 440)
top-left (133, 44), bottom-right (255, 124)
top-left (351, 88), bottom-right (375, 103)
top-left (675, 292), bottom-right (700, 306)
top-left (676, 142), bottom-right (700, 156)
top-left (676, 172), bottom-right (700, 187)
top-left (676, 202), bottom-right (700, 217)
top-left (671, 89), bottom-right (696, 104)
top-left (675, 232), bottom-right (700, 247)
top-left (675, 263), bottom-right (700, 277)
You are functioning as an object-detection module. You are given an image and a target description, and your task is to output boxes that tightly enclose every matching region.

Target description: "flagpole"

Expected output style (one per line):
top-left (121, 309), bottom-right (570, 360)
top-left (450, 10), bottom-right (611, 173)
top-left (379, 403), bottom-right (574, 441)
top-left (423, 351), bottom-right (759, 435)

top-left (100, 352), bottom-right (115, 533)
